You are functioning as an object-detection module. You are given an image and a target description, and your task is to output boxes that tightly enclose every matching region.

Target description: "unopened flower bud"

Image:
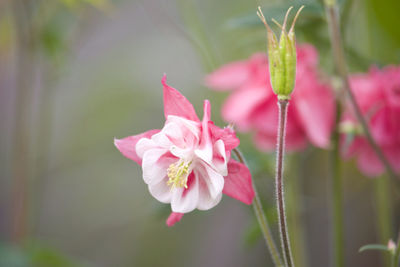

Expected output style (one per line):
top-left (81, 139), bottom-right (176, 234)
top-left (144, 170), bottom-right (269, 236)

top-left (257, 6), bottom-right (304, 100)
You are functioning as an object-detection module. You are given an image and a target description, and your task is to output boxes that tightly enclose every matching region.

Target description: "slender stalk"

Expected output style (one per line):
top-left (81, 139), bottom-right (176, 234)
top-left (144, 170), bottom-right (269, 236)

top-left (324, 0), bottom-right (398, 181)
top-left (276, 99), bottom-right (294, 267)
top-left (392, 231), bottom-right (400, 267)
top-left (287, 155), bottom-right (308, 267)
top-left (375, 177), bottom-right (393, 267)
top-left (330, 100), bottom-right (344, 267)
top-left (233, 148), bottom-right (284, 267)
top-left (10, 0), bottom-right (36, 244)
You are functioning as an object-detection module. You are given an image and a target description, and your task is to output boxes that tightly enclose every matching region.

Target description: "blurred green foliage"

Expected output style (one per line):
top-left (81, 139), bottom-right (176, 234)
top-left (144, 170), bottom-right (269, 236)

top-left (0, 242), bottom-right (84, 267)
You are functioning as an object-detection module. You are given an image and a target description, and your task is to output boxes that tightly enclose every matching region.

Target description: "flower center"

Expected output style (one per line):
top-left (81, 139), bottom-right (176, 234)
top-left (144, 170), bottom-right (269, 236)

top-left (167, 159), bottom-right (192, 190)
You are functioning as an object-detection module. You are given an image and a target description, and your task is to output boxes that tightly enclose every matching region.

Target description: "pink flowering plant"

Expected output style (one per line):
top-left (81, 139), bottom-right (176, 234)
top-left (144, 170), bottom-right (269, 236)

top-left (113, 2), bottom-right (400, 267)
top-left (115, 75), bottom-right (254, 226)
top-left (341, 66), bottom-right (400, 176)
top-left (4, 0), bottom-right (400, 266)
top-left (206, 44), bottom-right (335, 151)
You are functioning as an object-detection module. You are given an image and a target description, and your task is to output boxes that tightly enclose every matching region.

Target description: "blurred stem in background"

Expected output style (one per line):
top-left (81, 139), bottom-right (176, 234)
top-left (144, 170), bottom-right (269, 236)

top-left (233, 148), bottom-right (283, 267)
top-left (29, 0), bottom-right (66, 237)
top-left (175, 0), bottom-right (219, 72)
top-left (330, 99), bottom-right (344, 267)
top-left (324, 0), bottom-right (398, 182)
top-left (30, 59), bottom-right (57, 237)
top-left (374, 177), bottom-right (393, 267)
top-left (286, 155), bottom-right (309, 267)
top-left (10, 0), bottom-right (37, 244)
top-left (142, 0), bottom-right (217, 72)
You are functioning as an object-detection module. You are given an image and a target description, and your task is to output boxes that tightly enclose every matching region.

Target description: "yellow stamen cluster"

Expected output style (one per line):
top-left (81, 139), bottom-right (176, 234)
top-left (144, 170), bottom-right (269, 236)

top-left (167, 160), bottom-right (192, 190)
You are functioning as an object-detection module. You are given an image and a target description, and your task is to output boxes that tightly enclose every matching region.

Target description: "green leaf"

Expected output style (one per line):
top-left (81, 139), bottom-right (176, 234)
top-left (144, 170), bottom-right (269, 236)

top-left (359, 244), bottom-right (390, 253)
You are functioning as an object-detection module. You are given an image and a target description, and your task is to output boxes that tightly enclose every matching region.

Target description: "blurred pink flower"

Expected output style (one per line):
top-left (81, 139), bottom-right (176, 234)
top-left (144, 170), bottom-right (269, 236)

top-left (115, 75), bottom-right (254, 226)
top-left (206, 44), bottom-right (335, 151)
top-left (341, 66), bottom-right (400, 177)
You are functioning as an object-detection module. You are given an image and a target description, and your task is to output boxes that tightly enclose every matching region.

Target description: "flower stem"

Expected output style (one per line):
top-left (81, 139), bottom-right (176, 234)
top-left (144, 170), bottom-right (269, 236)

top-left (330, 100), bottom-right (345, 267)
top-left (374, 177), bottom-right (393, 267)
top-left (276, 99), bottom-right (294, 267)
top-left (324, 0), bottom-right (398, 181)
top-left (232, 148), bottom-right (284, 267)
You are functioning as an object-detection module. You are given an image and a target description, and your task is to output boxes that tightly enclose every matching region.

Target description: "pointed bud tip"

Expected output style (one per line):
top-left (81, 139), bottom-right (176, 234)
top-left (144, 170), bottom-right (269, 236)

top-left (282, 6), bottom-right (293, 31)
top-left (289, 5), bottom-right (305, 33)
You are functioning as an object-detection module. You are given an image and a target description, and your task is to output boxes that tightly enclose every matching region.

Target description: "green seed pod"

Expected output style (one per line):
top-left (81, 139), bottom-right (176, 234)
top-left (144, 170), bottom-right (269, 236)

top-left (257, 6), bottom-right (304, 100)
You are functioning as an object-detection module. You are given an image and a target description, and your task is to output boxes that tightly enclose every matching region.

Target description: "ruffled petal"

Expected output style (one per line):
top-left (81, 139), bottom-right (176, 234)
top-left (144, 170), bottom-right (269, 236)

top-left (166, 212), bottom-right (184, 227)
top-left (212, 140), bottom-right (228, 176)
top-left (142, 148), bottom-right (172, 185)
top-left (153, 116), bottom-right (200, 159)
top-left (222, 159), bottom-right (254, 205)
top-left (209, 123), bottom-right (239, 152)
top-left (114, 129), bottom-right (160, 165)
top-left (162, 75), bottom-right (199, 122)
top-left (195, 100), bottom-right (213, 165)
top-left (171, 173), bottom-right (199, 213)
top-left (148, 178), bottom-right (172, 203)
top-left (195, 165), bottom-right (224, 210)
top-left (198, 162), bottom-right (225, 199)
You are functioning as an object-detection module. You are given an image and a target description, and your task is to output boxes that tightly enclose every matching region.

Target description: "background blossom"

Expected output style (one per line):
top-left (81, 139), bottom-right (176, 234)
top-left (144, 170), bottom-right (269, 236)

top-left (341, 66), bottom-right (400, 176)
top-left (206, 44), bottom-right (336, 151)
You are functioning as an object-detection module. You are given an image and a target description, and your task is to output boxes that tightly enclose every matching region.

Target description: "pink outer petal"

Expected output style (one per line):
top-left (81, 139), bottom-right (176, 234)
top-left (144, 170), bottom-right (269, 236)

top-left (205, 61), bottom-right (251, 91)
top-left (223, 159), bottom-right (255, 205)
top-left (297, 44), bottom-right (319, 68)
top-left (254, 130), bottom-right (307, 152)
top-left (162, 75), bottom-right (199, 122)
top-left (222, 85), bottom-right (269, 131)
top-left (355, 142), bottom-right (400, 177)
top-left (340, 135), bottom-right (364, 159)
top-left (209, 123), bottom-right (240, 152)
top-left (166, 212), bottom-right (184, 227)
top-left (293, 83), bottom-right (335, 148)
top-left (357, 143), bottom-right (384, 177)
top-left (114, 129), bottom-right (160, 165)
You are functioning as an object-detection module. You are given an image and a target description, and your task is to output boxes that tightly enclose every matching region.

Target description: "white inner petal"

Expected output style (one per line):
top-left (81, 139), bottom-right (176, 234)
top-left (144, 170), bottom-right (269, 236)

top-left (141, 148), bottom-right (169, 185)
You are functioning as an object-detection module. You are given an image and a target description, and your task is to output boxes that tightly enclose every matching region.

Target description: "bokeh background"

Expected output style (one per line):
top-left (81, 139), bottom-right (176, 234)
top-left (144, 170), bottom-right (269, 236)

top-left (1, 0), bottom-right (400, 266)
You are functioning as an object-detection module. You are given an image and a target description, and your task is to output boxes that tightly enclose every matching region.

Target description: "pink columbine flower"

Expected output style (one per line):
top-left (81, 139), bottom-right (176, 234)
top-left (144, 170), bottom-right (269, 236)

top-left (205, 44), bottom-right (335, 151)
top-left (341, 66), bottom-right (400, 176)
top-left (114, 75), bottom-right (255, 226)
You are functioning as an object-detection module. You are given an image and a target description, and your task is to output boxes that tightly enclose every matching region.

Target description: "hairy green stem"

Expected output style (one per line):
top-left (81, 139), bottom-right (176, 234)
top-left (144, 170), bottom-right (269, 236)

top-left (232, 148), bottom-right (284, 267)
top-left (324, 1), bottom-right (398, 181)
top-left (276, 99), bottom-right (294, 267)
top-left (331, 100), bottom-right (345, 267)
top-left (375, 177), bottom-right (393, 267)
